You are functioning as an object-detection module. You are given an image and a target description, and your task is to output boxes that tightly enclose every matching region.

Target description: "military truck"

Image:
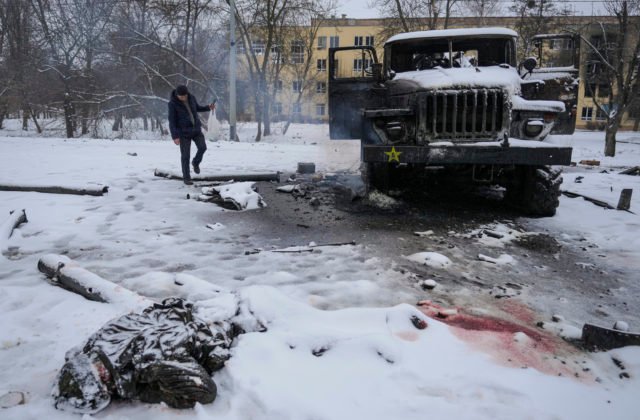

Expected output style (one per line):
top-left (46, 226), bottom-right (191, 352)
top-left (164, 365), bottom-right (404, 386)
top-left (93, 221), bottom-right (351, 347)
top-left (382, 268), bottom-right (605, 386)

top-left (328, 28), bottom-right (579, 216)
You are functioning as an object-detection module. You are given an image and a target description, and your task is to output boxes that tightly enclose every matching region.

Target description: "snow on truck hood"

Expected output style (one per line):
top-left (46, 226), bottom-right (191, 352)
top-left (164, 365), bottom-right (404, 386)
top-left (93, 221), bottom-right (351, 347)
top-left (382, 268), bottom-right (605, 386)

top-left (391, 66), bottom-right (523, 93)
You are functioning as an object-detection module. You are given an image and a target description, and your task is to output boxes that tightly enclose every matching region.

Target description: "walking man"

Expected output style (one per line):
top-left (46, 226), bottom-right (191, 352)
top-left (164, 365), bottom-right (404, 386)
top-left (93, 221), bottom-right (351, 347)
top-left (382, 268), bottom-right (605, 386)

top-left (168, 85), bottom-right (215, 185)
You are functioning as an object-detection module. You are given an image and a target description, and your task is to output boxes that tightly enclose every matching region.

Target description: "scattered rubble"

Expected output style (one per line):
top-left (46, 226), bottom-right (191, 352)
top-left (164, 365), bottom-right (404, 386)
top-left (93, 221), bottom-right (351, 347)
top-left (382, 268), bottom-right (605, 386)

top-left (419, 279), bottom-right (438, 290)
top-left (619, 166), bottom-right (640, 175)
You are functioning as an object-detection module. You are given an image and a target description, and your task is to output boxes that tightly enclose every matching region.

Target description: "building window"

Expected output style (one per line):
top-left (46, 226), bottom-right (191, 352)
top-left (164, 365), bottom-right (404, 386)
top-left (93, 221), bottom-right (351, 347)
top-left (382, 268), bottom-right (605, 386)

top-left (292, 103), bottom-right (302, 114)
top-left (330, 36), bottom-right (340, 48)
top-left (316, 103), bottom-right (325, 116)
top-left (585, 61), bottom-right (601, 75)
top-left (585, 83), bottom-right (596, 98)
top-left (581, 107), bottom-right (593, 121)
top-left (273, 102), bottom-right (283, 115)
top-left (270, 45), bottom-right (284, 63)
top-left (354, 36), bottom-right (363, 46)
top-left (317, 36), bottom-right (327, 50)
top-left (353, 58), bottom-right (373, 72)
top-left (252, 40), bottom-right (265, 55)
top-left (292, 80), bottom-right (302, 93)
top-left (365, 35), bottom-right (374, 46)
top-left (317, 59), bottom-right (327, 72)
top-left (275, 79), bottom-right (283, 92)
top-left (598, 84), bottom-right (610, 98)
top-left (291, 40), bottom-right (304, 64)
top-left (595, 108), bottom-right (608, 121)
top-left (316, 81), bottom-right (326, 93)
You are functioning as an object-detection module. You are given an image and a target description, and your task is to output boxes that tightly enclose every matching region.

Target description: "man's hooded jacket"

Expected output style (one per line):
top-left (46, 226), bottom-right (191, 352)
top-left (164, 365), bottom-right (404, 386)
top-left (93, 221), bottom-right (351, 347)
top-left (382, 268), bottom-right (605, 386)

top-left (168, 89), bottom-right (210, 139)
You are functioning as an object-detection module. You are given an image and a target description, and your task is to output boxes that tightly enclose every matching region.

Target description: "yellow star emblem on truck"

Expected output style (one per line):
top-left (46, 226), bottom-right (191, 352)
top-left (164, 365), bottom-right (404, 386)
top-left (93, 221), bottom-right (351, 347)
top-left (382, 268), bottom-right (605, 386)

top-left (385, 146), bottom-right (402, 163)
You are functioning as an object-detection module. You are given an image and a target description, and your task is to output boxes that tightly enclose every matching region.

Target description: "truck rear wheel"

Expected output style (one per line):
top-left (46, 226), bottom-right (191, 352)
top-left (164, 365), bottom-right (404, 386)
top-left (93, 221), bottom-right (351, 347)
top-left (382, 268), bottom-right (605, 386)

top-left (506, 166), bottom-right (562, 217)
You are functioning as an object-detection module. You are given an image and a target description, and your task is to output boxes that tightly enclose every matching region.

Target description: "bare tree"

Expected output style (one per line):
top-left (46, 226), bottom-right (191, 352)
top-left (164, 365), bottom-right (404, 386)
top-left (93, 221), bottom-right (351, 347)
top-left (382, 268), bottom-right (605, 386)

top-left (232, 0), bottom-right (335, 141)
top-left (371, 0), bottom-right (459, 42)
top-left (281, 13), bottom-right (332, 134)
top-left (510, 0), bottom-right (572, 61)
top-left (0, 0), bottom-right (42, 131)
top-left (30, 0), bottom-right (117, 138)
top-left (582, 0), bottom-right (640, 156)
top-left (464, 0), bottom-right (502, 25)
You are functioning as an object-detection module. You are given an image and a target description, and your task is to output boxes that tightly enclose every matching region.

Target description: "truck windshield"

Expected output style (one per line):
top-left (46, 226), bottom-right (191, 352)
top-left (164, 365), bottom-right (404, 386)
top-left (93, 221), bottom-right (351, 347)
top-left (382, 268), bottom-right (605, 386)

top-left (388, 37), bottom-right (516, 72)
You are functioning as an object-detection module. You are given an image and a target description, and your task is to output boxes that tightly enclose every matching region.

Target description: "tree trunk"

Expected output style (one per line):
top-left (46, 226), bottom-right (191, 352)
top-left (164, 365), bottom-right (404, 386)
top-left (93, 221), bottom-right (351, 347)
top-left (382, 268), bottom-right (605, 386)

top-left (283, 120), bottom-right (291, 135)
top-left (81, 105), bottom-right (89, 135)
top-left (112, 113), bottom-right (123, 131)
top-left (63, 93), bottom-right (74, 138)
top-left (255, 119), bottom-right (262, 142)
top-left (262, 91), bottom-right (271, 136)
top-left (22, 106), bottom-right (29, 130)
top-left (37, 254), bottom-right (150, 308)
top-left (30, 108), bottom-right (42, 134)
top-left (143, 114), bottom-right (148, 130)
top-left (156, 117), bottom-right (167, 135)
top-left (0, 102), bottom-right (7, 129)
top-left (604, 116), bottom-right (622, 157)
top-left (0, 184), bottom-right (109, 196)
top-left (634, 115), bottom-right (640, 132)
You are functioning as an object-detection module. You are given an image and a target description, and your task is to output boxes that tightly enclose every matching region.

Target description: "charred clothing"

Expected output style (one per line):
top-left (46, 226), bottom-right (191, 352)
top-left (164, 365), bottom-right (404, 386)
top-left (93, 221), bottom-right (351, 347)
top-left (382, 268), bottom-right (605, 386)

top-left (53, 298), bottom-right (232, 413)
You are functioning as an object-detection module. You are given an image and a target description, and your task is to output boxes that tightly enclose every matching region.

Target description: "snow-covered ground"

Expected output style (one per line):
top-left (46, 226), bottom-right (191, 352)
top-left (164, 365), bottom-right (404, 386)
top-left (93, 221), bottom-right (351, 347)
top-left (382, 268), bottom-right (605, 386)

top-left (1, 122), bottom-right (639, 419)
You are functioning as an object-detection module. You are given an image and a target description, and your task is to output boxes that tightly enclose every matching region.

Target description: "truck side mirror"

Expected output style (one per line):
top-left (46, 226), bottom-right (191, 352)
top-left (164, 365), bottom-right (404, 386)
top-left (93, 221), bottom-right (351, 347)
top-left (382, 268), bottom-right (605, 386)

top-left (520, 57), bottom-right (537, 72)
top-left (372, 63), bottom-right (384, 83)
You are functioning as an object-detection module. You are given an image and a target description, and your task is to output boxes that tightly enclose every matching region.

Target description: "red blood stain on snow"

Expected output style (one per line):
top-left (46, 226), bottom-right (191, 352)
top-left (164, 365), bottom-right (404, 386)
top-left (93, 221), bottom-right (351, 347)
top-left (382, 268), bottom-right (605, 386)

top-left (394, 331), bottom-right (420, 342)
top-left (417, 300), bottom-right (589, 380)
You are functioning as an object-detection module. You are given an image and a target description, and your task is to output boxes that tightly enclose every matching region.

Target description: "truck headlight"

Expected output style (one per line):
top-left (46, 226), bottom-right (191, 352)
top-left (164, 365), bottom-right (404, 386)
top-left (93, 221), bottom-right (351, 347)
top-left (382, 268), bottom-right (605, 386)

top-left (524, 119), bottom-right (544, 138)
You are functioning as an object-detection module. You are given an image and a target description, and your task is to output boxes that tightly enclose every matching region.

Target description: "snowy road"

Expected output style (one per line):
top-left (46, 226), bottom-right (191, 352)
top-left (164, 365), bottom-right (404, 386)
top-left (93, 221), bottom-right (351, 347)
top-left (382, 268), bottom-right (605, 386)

top-left (1, 124), bottom-right (639, 419)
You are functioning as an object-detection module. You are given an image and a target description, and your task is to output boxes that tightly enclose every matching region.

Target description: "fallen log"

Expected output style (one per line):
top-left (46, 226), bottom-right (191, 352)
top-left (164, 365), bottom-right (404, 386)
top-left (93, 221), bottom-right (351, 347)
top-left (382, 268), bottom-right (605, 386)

top-left (38, 254), bottom-right (151, 309)
top-left (561, 190), bottom-right (635, 214)
top-left (582, 323), bottom-right (640, 351)
top-left (0, 184), bottom-right (108, 196)
top-left (1, 209), bottom-right (28, 251)
top-left (154, 169), bottom-right (280, 182)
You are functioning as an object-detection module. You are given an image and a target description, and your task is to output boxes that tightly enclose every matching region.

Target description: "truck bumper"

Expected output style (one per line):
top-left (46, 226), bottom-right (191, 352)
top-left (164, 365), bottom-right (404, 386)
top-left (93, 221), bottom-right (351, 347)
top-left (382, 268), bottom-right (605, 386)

top-left (362, 144), bottom-right (572, 166)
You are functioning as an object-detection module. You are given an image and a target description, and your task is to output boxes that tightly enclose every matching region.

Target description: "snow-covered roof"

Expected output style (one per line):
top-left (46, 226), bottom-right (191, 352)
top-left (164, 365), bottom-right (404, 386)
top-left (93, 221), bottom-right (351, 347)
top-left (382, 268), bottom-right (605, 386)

top-left (385, 28), bottom-right (518, 45)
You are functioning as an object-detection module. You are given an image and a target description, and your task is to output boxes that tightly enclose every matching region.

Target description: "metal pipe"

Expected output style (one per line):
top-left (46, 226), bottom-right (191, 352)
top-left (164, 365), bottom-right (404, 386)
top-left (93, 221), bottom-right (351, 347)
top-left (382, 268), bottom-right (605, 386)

top-left (229, 0), bottom-right (237, 141)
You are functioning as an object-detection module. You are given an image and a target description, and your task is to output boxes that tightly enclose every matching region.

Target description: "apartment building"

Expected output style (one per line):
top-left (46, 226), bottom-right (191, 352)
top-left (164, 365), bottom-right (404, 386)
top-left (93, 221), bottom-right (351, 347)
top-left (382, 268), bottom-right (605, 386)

top-left (238, 15), bottom-right (639, 131)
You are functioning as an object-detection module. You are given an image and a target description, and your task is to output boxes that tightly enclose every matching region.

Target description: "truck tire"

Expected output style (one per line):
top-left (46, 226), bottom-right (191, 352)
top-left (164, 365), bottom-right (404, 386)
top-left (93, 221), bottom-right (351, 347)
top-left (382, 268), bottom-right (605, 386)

top-left (506, 166), bottom-right (562, 217)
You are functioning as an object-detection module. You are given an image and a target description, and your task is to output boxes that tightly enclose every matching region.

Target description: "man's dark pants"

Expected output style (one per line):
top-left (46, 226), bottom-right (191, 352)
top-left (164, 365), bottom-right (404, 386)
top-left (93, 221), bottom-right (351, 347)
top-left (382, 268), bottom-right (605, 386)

top-left (180, 132), bottom-right (207, 180)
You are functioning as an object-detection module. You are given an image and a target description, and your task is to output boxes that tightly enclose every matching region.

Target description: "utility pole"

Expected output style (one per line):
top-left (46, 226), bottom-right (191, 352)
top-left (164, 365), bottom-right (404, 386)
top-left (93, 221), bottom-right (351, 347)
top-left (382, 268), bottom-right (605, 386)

top-left (229, 0), bottom-right (237, 141)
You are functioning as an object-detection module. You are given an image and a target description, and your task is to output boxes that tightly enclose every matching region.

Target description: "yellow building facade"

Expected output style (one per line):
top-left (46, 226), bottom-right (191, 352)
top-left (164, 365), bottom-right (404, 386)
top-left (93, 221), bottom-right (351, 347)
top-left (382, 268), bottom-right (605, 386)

top-left (243, 15), bottom-right (639, 131)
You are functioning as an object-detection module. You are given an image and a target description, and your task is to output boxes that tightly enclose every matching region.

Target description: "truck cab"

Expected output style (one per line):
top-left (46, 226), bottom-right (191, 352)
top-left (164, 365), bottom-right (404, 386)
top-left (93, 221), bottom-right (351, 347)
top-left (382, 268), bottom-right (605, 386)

top-left (328, 28), bottom-right (579, 216)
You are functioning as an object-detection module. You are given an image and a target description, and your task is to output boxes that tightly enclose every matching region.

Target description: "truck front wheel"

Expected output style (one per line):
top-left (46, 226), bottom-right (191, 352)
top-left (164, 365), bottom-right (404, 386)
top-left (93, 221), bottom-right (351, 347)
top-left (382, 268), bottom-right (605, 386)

top-left (506, 166), bottom-right (562, 217)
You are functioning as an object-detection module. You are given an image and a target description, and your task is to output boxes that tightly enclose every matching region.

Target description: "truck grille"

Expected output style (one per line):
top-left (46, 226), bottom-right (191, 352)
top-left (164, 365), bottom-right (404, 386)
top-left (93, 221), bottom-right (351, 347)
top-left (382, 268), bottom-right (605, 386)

top-left (416, 89), bottom-right (507, 143)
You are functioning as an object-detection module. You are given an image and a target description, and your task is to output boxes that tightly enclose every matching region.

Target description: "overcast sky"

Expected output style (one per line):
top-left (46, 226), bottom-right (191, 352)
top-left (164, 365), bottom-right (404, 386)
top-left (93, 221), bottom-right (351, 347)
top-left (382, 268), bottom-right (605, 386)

top-left (335, 0), bottom-right (608, 19)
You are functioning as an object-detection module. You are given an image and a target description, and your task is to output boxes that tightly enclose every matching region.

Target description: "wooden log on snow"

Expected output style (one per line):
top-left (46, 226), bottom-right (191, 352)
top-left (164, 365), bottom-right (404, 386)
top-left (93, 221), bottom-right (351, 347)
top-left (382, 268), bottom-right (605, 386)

top-left (154, 169), bottom-right (280, 182)
top-left (1, 209), bottom-right (28, 251)
top-left (37, 254), bottom-right (151, 309)
top-left (0, 184), bottom-right (108, 196)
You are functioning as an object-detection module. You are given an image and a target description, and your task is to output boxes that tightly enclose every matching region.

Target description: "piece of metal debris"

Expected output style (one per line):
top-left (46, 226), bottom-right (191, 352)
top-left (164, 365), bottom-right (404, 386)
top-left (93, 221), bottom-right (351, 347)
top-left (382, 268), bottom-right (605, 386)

top-left (582, 323), bottom-right (640, 351)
